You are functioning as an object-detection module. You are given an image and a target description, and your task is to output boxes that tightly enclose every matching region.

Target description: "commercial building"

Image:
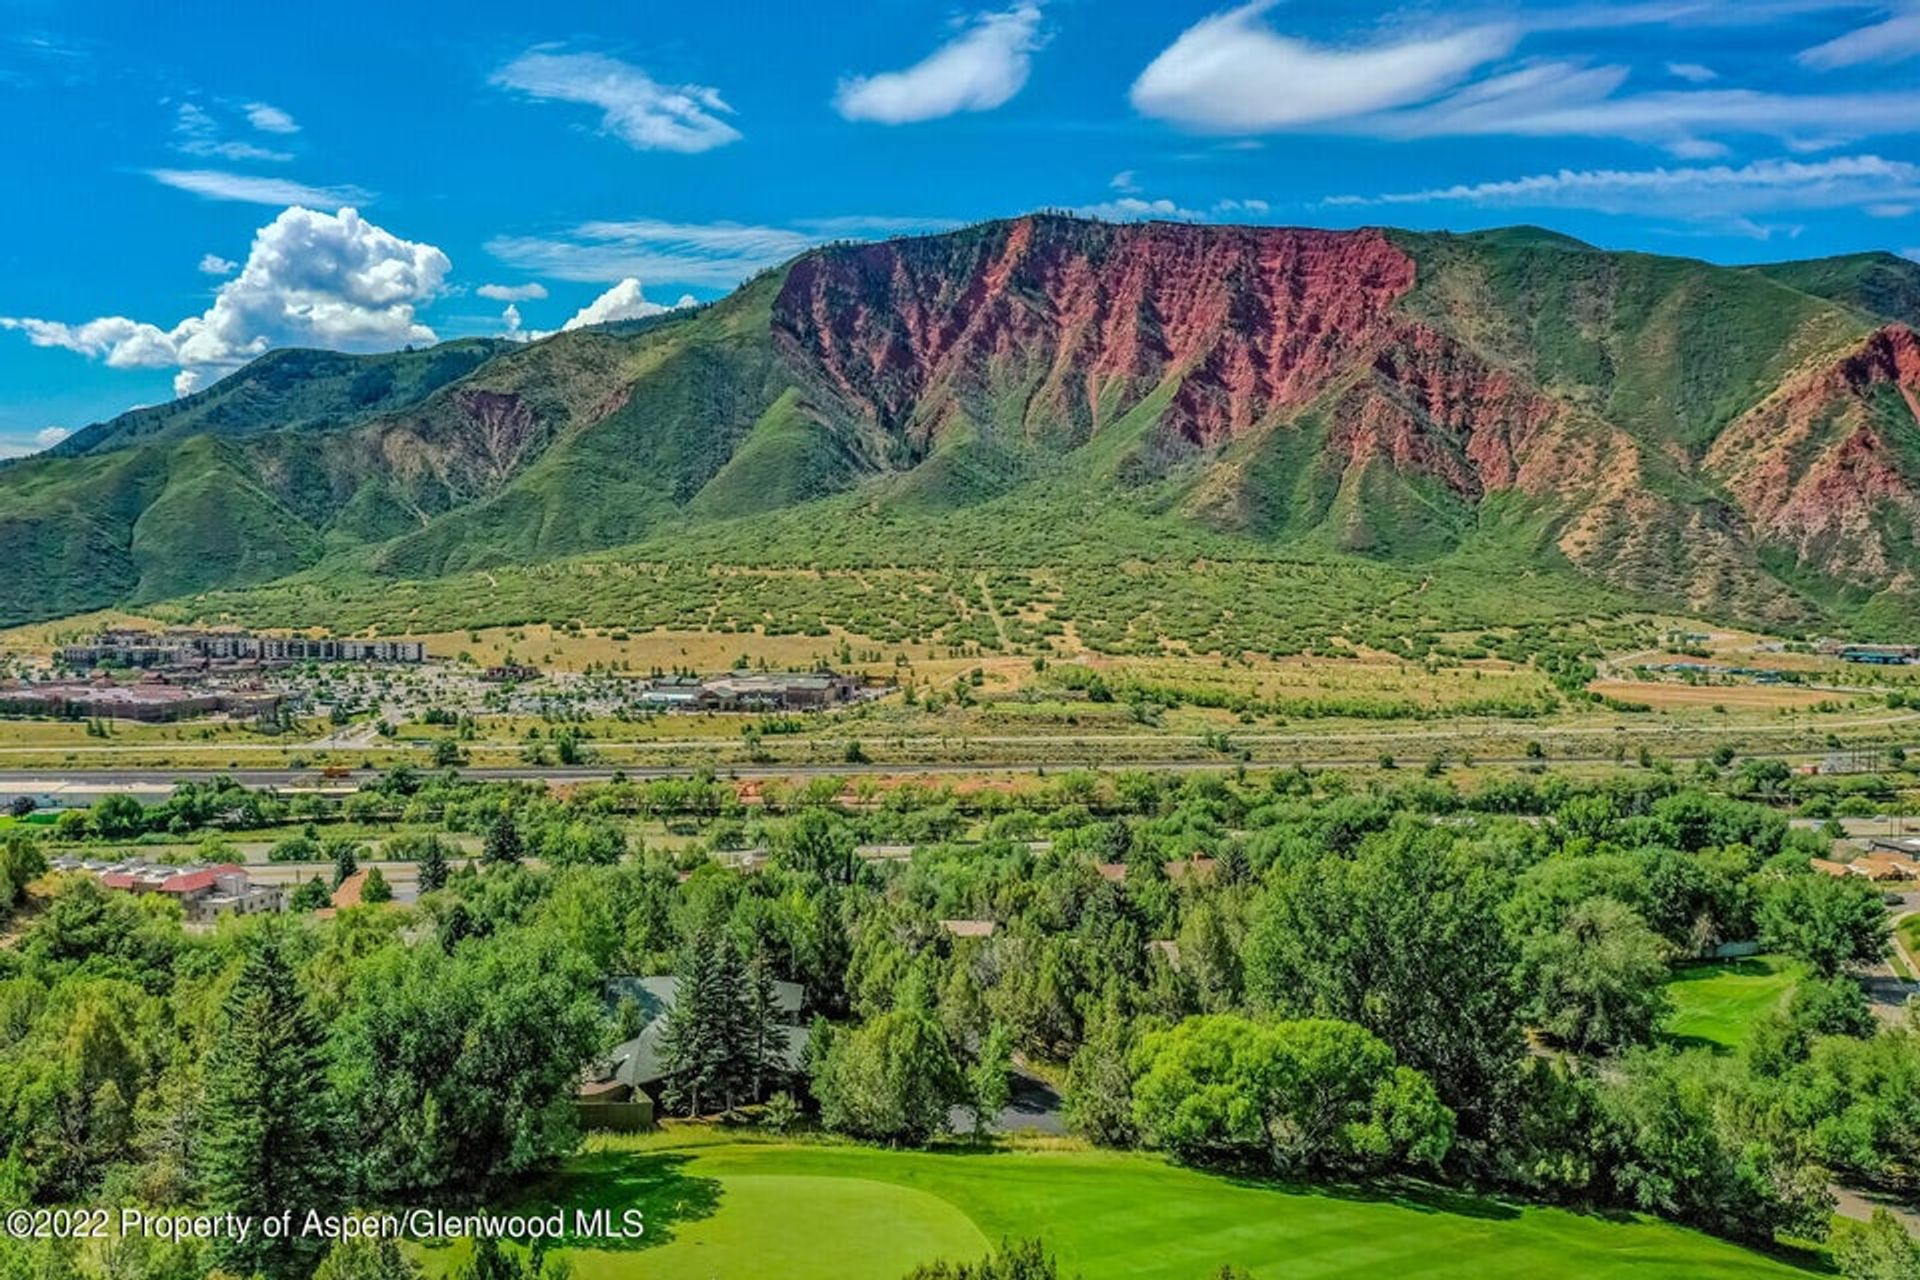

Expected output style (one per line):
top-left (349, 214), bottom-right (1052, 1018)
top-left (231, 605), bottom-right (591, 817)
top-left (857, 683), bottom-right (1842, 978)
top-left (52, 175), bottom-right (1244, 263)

top-left (59, 628), bottom-right (424, 668)
top-left (0, 678), bottom-right (280, 722)
top-left (636, 670), bottom-right (860, 712)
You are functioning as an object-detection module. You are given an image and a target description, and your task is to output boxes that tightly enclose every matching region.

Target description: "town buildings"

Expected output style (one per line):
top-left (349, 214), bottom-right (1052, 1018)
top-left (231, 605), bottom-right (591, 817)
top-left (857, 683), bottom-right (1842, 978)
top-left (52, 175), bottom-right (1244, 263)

top-left (0, 677), bottom-right (281, 722)
top-left (636, 670), bottom-right (861, 712)
top-left (49, 856), bottom-right (283, 922)
top-left (58, 628), bottom-right (424, 669)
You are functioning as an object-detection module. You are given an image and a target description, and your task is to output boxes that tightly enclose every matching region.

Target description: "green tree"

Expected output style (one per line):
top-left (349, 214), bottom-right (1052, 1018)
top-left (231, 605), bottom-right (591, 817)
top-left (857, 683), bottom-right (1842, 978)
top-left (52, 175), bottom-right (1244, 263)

top-left (314, 1236), bottom-right (425, 1280)
top-left (482, 814), bottom-right (524, 867)
top-left (659, 931), bottom-right (750, 1117)
top-left (778, 808), bottom-right (857, 884)
top-left (198, 928), bottom-right (339, 1278)
top-left (291, 875), bottom-right (331, 912)
top-left (1597, 1048), bottom-right (1830, 1243)
top-left (361, 865), bottom-right (393, 905)
top-left (329, 839), bottom-right (361, 890)
top-left (1244, 820), bottom-right (1520, 1137)
top-left (1130, 1014), bottom-right (1453, 1175)
top-left (969, 1023), bottom-right (1014, 1139)
top-left (1758, 874), bottom-right (1887, 976)
top-left (814, 984), bottom-right (964, 1144)
top-left (1519, 897), bottom-right (1672, 1053)
top-left (1832, 1209), bottom-right (1920, 1280)
top-left (1063, 997), bottom-right (1137, 1147)
top-left (416, 835), bottom-right (451, 895)
top-left (903, 1238), bottom-right (1061, 1280)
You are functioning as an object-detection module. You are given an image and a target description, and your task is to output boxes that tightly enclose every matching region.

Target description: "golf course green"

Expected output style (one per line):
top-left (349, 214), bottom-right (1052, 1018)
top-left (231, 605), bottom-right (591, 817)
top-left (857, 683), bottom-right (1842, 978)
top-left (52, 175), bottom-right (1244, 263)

top-left (432, 1133), bottom-right (1821, 1279)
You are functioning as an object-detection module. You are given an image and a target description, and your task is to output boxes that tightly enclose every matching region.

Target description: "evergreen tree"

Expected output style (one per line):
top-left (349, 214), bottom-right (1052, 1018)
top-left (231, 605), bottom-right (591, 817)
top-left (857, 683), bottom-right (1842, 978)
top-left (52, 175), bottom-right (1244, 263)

top-left (198, 928), bottom-right (339, 1278)
top-left (329, 839), bottom-right (359, 890)
top-left (416, 835), bottom-right (451, 894)
top-left (483, 814), bottom-right (524, 867)
top-left (659, 933), bottom-right (727, 1117)
top-left (744, 946), bottom-right (788, 1104)
top-left (361, 865), bottom-right (393, 904)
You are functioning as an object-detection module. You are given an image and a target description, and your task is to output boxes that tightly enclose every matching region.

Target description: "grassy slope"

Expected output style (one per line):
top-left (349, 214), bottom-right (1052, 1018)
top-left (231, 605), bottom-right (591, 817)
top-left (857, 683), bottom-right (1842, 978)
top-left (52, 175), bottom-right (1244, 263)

top-left (1661, 955), bottom-right (1801, 1053)
top-left (1750, 252), bottom-right (1920, 329)
top-left (437, 1137), bottom-right (1817, 1280)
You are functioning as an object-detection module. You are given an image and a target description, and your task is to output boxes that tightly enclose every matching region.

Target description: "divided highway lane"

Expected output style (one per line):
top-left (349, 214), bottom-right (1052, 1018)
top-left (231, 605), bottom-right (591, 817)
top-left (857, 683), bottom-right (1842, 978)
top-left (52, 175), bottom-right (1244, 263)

top-left (3, 735), bottom-right (1918, 801)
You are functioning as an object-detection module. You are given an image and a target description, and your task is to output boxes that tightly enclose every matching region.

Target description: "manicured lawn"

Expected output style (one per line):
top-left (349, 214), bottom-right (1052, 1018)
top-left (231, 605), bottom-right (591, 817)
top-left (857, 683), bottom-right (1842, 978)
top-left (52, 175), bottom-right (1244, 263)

top-left (428, 1134), bottom-right (1819, 1279)
top-left (1663, 955), bottom-right (1800, 1052)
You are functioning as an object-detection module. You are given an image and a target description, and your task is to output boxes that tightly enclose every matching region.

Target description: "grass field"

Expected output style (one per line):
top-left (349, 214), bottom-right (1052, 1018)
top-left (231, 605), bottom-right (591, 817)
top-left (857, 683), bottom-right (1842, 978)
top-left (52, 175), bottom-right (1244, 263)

top-left (424, 1134), bottom-right (1819, 1280)
top-left (1662, 956), bottom-right (1801, 1052)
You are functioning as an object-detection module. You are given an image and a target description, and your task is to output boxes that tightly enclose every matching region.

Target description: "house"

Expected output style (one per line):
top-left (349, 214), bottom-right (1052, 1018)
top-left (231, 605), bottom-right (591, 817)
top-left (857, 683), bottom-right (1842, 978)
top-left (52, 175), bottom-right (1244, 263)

top-left (481, 664), bottom-right (540, 682)
top-left (1851, 854), bottom-right (1915, 882)
top-left (1809, 858), bottom-right (1853, 878)
top-left (1868, 837), bottom-right (1920, 861)
top-left (577, 975), bottom-right (810, 1129)
top-left (92, 860), bottom-right (282, 921)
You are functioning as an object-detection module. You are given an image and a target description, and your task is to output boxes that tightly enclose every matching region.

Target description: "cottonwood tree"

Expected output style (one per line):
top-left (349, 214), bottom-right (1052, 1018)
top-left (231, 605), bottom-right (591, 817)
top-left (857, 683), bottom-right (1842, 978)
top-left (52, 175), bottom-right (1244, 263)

top-left (1130, 1014), bottom-right (1453, 1176)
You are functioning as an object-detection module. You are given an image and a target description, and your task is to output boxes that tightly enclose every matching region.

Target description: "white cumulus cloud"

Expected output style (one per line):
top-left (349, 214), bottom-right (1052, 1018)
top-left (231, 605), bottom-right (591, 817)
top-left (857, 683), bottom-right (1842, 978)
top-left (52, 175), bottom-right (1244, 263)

top-left (560, 278), bottom-right (694, 330)
top-left (199, 253), bottom-right (237, 276)
top-left (493, 49), bottom-right (741, 153)
top-left (34, 426), bottom-right (69, 449)
top-left (477, 281), bottom-right (548, 302)
top-left (836, 4), bottom-right (1043, 124)
top-left (2, 206), bottom-right (449, 397)
top-left (1131, 4), bottom-right (1517, 131)
top-left (1070, 195), bottom-right (1206, 222)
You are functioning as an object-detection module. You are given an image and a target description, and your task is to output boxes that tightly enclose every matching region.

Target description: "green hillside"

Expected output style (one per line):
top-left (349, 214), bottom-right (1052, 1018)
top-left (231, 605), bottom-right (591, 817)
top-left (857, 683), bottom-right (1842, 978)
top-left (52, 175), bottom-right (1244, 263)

top-left (5, 216), bottom-right (1919, 642)
top-left (45, 338), bottom-right (510, 457)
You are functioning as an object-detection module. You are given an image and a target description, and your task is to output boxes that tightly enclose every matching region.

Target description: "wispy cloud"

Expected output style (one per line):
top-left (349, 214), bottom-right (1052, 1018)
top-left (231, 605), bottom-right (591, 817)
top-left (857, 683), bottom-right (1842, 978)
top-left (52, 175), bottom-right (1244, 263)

top-left (1131, 6), bottom-right (1518, 131)
top-left (172, 102), bottom-right (292, 163)
top-left (492, 49), bottom-right (741, 153)
top-left (1327, 154), bottom-right (1920, 220)
top-left (487, 215), bottom-right (962, 287)
top-left (148, 168), bottom-right (371, 206)
top-left (836, 3), bottom-right (1044, 124)
top-left (1131, 2), bottom-right (1920, 151)
top-left (244, 101), bottom-right (299, 133)
top-left (476, 282), bottom-right (547, 302)
top-left (1800, 4), bottom-right (1920, 68)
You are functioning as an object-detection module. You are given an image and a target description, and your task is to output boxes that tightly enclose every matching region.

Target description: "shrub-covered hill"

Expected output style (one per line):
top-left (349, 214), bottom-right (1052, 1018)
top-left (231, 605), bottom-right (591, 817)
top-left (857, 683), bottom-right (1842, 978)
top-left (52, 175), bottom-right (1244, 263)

top-left (6, 215), bottom-right (1920, 638)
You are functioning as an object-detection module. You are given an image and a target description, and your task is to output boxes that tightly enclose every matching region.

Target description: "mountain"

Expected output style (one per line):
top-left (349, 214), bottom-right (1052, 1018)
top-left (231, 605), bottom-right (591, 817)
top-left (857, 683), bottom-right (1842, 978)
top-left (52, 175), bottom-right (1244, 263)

top-left (4, 214), bottom-right (1919, 639)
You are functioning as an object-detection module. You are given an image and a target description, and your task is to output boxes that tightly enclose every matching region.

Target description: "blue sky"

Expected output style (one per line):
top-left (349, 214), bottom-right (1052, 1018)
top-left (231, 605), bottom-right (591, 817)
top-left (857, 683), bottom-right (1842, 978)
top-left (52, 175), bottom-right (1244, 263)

top-left (5, 0), bottom-right (1920, 454)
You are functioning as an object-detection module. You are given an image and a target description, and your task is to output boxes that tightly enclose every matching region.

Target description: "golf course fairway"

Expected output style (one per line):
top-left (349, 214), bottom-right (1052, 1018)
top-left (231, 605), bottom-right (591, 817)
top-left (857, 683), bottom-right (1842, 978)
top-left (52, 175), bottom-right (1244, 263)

top-left (427, 1134), bottom-right (1823, 1279)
